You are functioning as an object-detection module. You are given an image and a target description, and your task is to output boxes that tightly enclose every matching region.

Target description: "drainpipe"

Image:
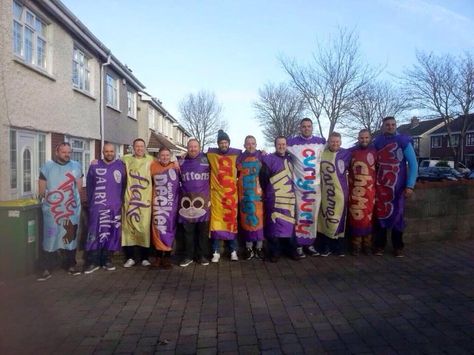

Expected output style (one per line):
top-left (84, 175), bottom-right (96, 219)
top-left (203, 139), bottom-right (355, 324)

top-left (100, 53), bottom-right (112, 157)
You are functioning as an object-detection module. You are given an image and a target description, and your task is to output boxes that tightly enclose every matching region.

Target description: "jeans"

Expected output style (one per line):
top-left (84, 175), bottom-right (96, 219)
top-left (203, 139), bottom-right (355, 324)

top-left (183, 221), bottom-right (210, 259)
top-left (267, 236), bottom-right (297, 257)
top-left (123, 246), bottom-right (150, 261)
top-left (374, 222), bottom-right (404, 250)
top-left (86, 248), bottom-right (112, 267)
top-left (212, 238), bottom-right (237, 253)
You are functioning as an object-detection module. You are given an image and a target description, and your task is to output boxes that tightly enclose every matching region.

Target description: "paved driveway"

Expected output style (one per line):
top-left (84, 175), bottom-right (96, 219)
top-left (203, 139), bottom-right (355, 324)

top-left (1, 240), bottom-right (473, 354)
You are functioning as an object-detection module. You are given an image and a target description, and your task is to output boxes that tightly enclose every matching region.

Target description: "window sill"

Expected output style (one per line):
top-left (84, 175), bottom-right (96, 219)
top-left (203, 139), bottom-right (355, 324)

top-left (73, 87), bottom-right (96, 100)
top-left (13, 56), bottom-right (56, 81)
top-left (128, 115), bottom-right (137, 121)
top-left (106, 104), bottom-right (121, 113)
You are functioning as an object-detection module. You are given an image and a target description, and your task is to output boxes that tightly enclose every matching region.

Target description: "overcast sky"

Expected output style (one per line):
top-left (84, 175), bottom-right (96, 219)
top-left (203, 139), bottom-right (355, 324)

top-left (63, 0), bottom-right (474, 149)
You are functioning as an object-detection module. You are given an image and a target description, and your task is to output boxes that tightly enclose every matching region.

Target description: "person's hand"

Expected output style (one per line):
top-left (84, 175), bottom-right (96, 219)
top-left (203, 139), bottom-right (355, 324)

top-left (404, 187), bottom-right (414, 198)
top-left (90, 159), bottom-right (99, 165)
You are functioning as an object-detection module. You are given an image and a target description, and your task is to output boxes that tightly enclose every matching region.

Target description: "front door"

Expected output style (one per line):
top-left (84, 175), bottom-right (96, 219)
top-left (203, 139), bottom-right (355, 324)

top-left (17, 132), bottom-right (37, 197)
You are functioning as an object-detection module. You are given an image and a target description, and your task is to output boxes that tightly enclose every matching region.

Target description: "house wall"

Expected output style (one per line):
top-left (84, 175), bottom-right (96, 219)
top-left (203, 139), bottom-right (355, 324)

top-left (0, 0), bottom-right (100, 200)
top-left (103, 68), bottom-right (138, 145)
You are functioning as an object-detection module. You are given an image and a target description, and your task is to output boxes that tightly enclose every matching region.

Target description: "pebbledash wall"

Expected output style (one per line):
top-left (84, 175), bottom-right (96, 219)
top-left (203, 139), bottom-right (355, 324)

top-left (404, 181), bottom-right (474, 243)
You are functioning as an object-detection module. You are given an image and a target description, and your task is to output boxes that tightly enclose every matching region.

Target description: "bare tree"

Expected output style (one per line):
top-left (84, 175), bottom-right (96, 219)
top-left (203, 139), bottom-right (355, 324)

top-left (280, 28), bottom-right (377, 139)
top-left (403, 51), bottom-right (474, 162)
top-left (179, 90), bottom-right (227, 149)
top-left (253, 82), bottom-right (306, 145)
top-left (346, 81), bottom-right (410, 136)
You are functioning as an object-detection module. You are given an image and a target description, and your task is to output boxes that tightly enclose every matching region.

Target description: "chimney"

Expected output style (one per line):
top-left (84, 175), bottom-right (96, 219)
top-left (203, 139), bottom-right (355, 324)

top-left (410, 116), bottom-right (419, 128)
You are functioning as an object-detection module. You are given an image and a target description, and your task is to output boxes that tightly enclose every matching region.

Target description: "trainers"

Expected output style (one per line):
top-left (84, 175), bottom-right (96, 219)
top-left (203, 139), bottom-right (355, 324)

top-left (180, 258), bottom-right (194, 267)
top-left (84, 264), bottom-right (99, 274)
top-left (230, 251), bottom-right (239, 261)
top-left (211, 251), bottom-right (220, 263)
top-left (199, 257), bottom-right (210, 266)
top-left (37, 270), bottom-right (52, 282)
top-left (244, 248), bottom-right (254, 260)
top-left (255, 248), bottom-right (265, 260)
top-left (306, 246), bottom-right (320, 257)
top-left (295, 247), bottom-right (306, 259)
top-left (320, 250), bottom-right (331, 257)
top-left (394, 249), bottom-right (404, 258)
top-left (124, 258), bottom-right (136, 268)
top-left (374, 249), bottom-right (384, 256)
top-left (68, 266), bottom-right (81, 276)
top-left (103, 262), bottom-right (116, 271)
top-left (141, 259), bottom-right (151, 267)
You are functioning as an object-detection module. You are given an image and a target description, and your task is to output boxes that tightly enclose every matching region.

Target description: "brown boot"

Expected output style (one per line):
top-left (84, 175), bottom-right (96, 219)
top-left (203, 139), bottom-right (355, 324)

top-left (151, 257), bottom-right (161, 268)
top-left (161, 256), bottom-right (173, 270)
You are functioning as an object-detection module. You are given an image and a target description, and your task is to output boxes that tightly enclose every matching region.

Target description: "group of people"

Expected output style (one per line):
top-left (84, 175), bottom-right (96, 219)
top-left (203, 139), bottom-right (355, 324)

top-left (36, 116), bottom-right (417, 281)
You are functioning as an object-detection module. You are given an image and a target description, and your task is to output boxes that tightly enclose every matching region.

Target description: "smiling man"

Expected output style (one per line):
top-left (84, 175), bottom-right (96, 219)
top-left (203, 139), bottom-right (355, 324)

top-left (373, 116), bottom-right (418, 258)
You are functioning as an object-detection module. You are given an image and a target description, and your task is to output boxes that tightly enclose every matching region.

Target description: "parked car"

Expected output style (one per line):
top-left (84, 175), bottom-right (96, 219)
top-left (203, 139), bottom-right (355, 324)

top-left (417, 167), bottom-right (462, 182)
top-left (467, 171), bottom-right (474, 180)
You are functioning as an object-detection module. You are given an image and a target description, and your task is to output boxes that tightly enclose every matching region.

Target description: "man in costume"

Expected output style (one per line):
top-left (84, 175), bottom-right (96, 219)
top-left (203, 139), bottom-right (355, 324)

top-left (237, 135), bottom-right (264, 260)
top-left (317, 132), bottom-right (351, 256)
top-left (286, 118), bottom-right (326, 258)
top-left (348, 129), bottom-right (377, 256)
top-left (150, 147), bottom-right (180, 269)
top-left (122, 138), bottom-right (154, 267)
top-left (260, 136), bottom-right (297, 262)
top-left (207, 130), bottom-right (242, 263)
top-left (178, 139), bottom-right (211, 267)
top-left (84, 143), bottom-right (125, 273)
top-left (37, 142), bottom-right (83, 281)
top-left (373, 116), bottom-right (417, 257)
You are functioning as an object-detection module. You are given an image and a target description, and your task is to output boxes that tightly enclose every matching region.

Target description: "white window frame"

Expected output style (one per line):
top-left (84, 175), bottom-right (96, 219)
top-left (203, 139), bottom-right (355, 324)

top-left (466, 133), bottom-right (474, 147)
top-left (106, 74), bottom-right (119, 110)
top-left (12, 1), bottom-right (48, 70)
top-left (127, 90), bottom-right (137, 119)
top-left (72, 47), bottom-right (91, 93)
top-left (447, 134), bottom-right (460, 148)
top-left (66, 137), bottom-right (91, 184)
top-left (431, 136), bottom-right (442, 148)
top-left (148, 107), bottom-right (156, 130)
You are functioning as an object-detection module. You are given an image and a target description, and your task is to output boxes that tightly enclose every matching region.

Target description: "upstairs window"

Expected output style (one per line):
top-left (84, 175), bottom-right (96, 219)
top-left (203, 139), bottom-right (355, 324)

top-left (12, 1), bottom-right (47, 70)
top-left (431, 136), bottom-right (442, 148)
top-left (127, 90), bottom-right (136, 118)
top-left (72, 47), bottom-right (91, 93)
top-left (466, 133), bottom-right (474, 147)
top-left (106, 74), bottom-right (119, 109)
top-left (447, 134), bottom-right (460, 148)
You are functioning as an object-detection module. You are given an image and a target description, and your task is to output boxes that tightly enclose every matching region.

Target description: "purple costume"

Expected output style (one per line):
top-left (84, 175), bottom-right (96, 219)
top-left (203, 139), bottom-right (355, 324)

top-left (86, 159), bottom-right (125, 252)
top-left (261, 153), bottom-right (296, 238)
top-left (373, 134), bottom-right (412, 231)
top-left (178, 152), bottom-right (211, 224)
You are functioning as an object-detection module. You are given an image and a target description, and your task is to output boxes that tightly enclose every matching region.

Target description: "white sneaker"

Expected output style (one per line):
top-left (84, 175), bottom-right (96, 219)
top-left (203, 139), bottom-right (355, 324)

top-left (231, 251), bottom-right (239, 261)
top-left (141, 259), bottom-right (151, 267)
top-left (211, 252), bottom-right (220, 263)
top-left (123, 258), bottom-right (135, 268)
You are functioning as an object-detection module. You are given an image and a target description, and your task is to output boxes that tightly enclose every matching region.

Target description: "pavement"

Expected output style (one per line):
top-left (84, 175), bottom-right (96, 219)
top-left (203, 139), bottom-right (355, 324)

top-left (0, 239), bottom-right (473, 355)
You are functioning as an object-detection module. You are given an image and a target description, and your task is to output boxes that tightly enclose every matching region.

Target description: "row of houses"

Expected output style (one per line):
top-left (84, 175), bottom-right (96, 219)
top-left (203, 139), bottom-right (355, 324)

top-left (397, 115), bottom-right (474, 167)
top-left (0, 0), bottom-right (191, 201)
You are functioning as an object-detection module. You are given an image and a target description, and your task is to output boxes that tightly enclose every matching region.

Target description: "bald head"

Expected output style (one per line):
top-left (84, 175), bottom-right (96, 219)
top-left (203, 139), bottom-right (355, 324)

top-left (103, 143), bottom-right (116, 163)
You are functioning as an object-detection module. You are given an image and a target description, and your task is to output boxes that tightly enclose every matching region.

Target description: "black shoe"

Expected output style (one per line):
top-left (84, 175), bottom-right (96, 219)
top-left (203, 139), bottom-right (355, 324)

top-left (295, 247), bottom-right (306, 259)
top-left (199, 257), bottom-right (210, 266)
top-left (84, 264), bottom-right (99, 274)
top-left (179, 258), bottom-right (194, 267)
top-left (255, 248), bottom-right (265, 260)
top-left (68, 266), bottom-right (81, 276)
top-left (244, 248), bottom-right (254, 260)
top-left (102, 262), bottom-right (116, 271)
top-left (37, 270), bottom-right (52, 282)
top-left (305, 246), bottom-right (320, 257)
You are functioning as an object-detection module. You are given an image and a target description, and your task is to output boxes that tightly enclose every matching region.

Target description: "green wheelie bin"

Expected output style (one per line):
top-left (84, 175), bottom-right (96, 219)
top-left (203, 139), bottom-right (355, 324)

top-left (0, 198), bottom-right (42, 280)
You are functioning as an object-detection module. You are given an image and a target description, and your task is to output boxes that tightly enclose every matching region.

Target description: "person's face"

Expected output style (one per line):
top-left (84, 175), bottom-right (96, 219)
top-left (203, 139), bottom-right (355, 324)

top-left (275, 138), bottom-right (287, 155)
top-left (133, 141), bottom-right (146, 158)
top-left (187, 140), bottom-right (201, 158)
top-left (300, 120), bottom-right (313, 138)
top-left (218, 140), bottom-right (229, 153)
top-left (159, 150), bottom-right (171, 165)
top-left (358, 132), bottom-right (371, 148)
top-left (383, 119), bottom-right (397, 135)
top-left (244, 138), bottom-right (257, 153)
top-left (102, 144), bottom-right (116, 162)
top-left (328, 136), bottom-right (341, 152)
top-left (56, 145), bottom-right (71, 163)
